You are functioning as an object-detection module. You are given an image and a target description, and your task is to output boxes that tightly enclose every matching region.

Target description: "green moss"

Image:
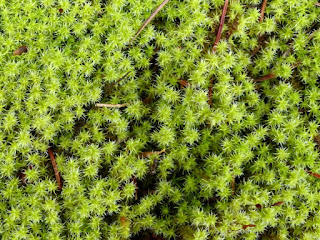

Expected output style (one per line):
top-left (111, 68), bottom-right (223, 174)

top-left (1, 0), bottom-right (320, 239)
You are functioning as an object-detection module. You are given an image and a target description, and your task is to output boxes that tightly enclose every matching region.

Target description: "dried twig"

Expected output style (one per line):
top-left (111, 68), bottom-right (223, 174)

top-left (95, 103), bottom-right (129, 108)
top-left (315, 3), bottom-right (320, 7)
top-left (252, 72), bottom-right (275, 82)
top-left (259, 0), bottom-right (268, 22)
top-left (212, 0), bottom-right (229, 53)
top-left (13, 45), bottom-right (28, 56)
top-left (48, 148), bottom-right (63, 190)
top-left (129, 0), bottom-right (170, 44)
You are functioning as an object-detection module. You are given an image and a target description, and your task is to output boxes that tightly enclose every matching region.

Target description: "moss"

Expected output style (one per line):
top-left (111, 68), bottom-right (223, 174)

top-left (1, 0), bottom-right (320, 239)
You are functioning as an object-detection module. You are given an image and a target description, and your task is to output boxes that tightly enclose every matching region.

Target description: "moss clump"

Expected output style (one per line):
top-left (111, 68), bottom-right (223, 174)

top-left (1, 0), bottom-right (320, 239)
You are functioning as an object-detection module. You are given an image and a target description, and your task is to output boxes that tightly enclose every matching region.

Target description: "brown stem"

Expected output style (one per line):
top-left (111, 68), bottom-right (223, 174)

top-left (48, 148), bottom-right (63, 190)
top-left (270, 201), bottom-right (284, 207)
top-left (259, 0), bottom-right (268, 22)
top-left (252, 72), bottom-right (275, 82)
top-left (243, 224), bottom-right (256, 230)
top-left (129, 0), bottom-right (170, 44)
top-left (113, 71), bottom-right (131, 86)
top-left (212, 0), bottom-right (229, 53)
top-left (306, 170), bottom-right (320, 179)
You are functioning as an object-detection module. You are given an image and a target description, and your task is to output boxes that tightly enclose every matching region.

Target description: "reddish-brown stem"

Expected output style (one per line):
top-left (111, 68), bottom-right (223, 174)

top-left (252, 72), bottom-right (275, 82)
top-left (306, 170), bottom-right (320, 179)
top-left (259, 0), bottom-right (268, 22)
top-left (48, 148), bottom-right (62, 190)
top-left (212, 0), bottom-right (229, 53)
top-left (243, 224), bottom-right (256, 230)
top-left (271, 201), bottom-right (284, 207)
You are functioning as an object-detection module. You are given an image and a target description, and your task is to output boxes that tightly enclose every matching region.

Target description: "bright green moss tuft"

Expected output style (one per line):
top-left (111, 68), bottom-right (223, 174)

top-left (1, 0), bottom-right (320, 239)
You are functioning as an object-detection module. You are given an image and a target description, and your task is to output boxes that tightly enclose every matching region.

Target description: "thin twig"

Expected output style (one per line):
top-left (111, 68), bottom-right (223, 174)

top-left (105, 71), bottom-right (132, 93)
top-left (259, 0), bottom-right (268, 22)
top-left (48, 148), bottom-right (63, 190)
top-left (114, 71), bottom-right (131, 85)
top-left (212, 0), bottom-right (229, 53)
top-left (252, 72), bottom-right (275, 82)
top-left (129, 0), bottom-right (170, 44)
top-left (95, 103), bottom-right (129, 108)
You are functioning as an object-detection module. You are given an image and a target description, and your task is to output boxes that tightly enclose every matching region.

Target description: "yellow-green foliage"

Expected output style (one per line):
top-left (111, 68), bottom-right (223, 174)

top-left (0, 0), bottom-right (320, 239)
